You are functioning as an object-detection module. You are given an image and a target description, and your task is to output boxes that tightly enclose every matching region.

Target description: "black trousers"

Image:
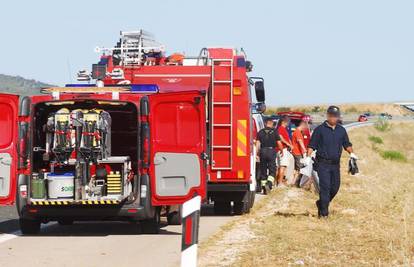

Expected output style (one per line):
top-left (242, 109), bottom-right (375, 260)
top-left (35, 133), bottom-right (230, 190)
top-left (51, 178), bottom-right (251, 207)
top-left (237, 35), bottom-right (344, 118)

top-left (259, 148), bottom-right (277, 181)
top-left (316, 163), bottom-right (340, 216)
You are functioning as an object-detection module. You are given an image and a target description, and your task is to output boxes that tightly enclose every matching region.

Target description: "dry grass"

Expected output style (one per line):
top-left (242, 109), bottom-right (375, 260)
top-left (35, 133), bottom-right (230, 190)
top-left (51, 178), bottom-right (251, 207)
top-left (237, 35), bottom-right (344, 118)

top-left (200, 122), bottom-right (414, 266)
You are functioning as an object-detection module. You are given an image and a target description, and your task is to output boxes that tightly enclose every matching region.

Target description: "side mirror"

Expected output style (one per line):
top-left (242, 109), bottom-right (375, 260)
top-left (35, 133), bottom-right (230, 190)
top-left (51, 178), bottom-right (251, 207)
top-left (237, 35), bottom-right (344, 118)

top-left (255, 81), bottom-right (265, 103)
top-left (245, 61), bottom-right (253, 72)
top-left (255, 103), bottom-right (266, 114)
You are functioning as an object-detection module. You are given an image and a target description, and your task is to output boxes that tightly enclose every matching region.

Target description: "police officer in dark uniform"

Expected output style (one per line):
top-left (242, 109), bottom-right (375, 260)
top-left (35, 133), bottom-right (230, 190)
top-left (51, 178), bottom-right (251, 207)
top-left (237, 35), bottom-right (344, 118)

top-left (256, 118), bottom-right (283, 194)
top-left (306, 106), bottom-right (358, 217)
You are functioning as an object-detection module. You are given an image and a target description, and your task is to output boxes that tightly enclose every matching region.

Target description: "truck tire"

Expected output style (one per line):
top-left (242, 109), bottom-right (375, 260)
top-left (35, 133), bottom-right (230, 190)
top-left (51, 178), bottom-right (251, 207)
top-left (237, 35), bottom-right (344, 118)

top-left (167, 208), bottom-right (182, 225)
top-left (234, 199), bottom-right (251, 215)
top-left (233, 201), bottom-right (245, 215)
top-left (234, 191), bottom-right (254, 215)
top-left (19, 218), bottom-right (41, 235)
top-left (141, 210), bottom-right (161, 234)
top-left (57, 219), bottom-right (74, 226)
top-left (214, 201), bottom-right (231, 215)
top-left (249, 191), bottom-right (256, 209)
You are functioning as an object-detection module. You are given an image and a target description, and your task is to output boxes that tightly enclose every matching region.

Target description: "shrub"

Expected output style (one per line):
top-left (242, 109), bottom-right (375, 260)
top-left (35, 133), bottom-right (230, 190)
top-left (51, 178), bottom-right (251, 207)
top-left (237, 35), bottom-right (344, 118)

top-left (375, 119), bottom-right (391, 132)
top-left (311, 106), bottom-right (322, 113)
top-left (346, 106), bottom-right (358, 113)
top-left (380, 150), bottom-right (407, 162)
top-left (276, 107), bottom-right (291, 112)
top-left (368, 135), bottom-right (383, 144)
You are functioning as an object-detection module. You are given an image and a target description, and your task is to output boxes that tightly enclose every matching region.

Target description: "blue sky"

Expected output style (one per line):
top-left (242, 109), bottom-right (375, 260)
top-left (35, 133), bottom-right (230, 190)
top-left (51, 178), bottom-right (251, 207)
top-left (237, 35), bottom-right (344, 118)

top-left (0, 0), bottom-right (413, 105)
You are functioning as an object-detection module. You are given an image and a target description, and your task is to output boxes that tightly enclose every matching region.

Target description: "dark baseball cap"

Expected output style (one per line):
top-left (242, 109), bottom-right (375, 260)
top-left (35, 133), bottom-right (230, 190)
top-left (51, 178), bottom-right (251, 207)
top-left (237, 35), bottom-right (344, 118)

top-left (327, 106), bottom-right (341, 117)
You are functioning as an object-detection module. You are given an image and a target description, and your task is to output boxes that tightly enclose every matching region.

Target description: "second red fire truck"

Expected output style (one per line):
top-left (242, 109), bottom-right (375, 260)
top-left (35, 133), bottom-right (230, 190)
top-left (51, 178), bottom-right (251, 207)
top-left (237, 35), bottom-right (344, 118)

top-left (0, 30), bottom-right (266, 234)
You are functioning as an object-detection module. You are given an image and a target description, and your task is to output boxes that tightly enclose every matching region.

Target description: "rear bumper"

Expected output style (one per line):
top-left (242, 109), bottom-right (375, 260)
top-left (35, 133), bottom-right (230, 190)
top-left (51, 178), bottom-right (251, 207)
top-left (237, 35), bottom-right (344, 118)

top-left (207, 182), bottom-right (250, 202)
top-left (21, 201), bottom-right (148, 221)
top-left (208, 182), bottom-right (250, 192)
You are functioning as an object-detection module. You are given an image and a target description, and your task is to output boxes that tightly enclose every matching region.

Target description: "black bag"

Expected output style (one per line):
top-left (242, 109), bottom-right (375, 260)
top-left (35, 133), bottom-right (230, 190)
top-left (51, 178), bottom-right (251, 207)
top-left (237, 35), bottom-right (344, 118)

top-left (348, 158), bottom-right (359, 175)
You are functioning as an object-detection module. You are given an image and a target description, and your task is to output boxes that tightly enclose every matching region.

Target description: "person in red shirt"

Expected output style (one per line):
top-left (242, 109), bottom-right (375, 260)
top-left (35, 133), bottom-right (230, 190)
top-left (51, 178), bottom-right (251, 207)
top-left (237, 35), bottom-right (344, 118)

top-left (276, 116), bottom-right (293, 187)
top-left (292, 120), bottom-right (308, 186)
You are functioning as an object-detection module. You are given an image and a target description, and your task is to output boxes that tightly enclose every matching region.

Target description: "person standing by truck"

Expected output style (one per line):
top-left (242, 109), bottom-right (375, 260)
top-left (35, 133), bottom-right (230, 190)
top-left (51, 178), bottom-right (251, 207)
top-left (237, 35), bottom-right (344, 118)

top-left (256, 118), bottom-right (283, 194)
top-left (291, 120), bottom-right (307, 186)
top-left (306, 106), bottom-right (358, 218)
top-left (276, 115), bottom-right (293, 187)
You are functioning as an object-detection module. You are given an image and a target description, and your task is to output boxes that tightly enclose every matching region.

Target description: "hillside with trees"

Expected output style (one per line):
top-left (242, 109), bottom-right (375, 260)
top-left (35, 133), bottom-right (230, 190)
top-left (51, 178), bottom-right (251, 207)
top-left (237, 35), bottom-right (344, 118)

top-left (0, 74), bottom-right (53, 95)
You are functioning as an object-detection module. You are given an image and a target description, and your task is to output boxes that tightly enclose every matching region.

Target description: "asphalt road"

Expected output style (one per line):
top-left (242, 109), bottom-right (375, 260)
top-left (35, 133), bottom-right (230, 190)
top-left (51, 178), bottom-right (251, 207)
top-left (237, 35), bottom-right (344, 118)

top-left (0, 202), bottom-right (242, 267)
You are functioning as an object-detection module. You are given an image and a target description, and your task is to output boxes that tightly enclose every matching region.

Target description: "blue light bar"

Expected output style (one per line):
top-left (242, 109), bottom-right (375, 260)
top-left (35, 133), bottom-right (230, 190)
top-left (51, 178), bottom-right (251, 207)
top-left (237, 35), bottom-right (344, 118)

top-left (130, 84), bottom-right (159, 92)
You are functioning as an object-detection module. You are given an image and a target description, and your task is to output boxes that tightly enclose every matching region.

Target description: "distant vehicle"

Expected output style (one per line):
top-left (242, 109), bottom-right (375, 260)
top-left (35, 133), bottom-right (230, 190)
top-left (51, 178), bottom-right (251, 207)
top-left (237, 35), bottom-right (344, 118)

top-left (363, 112), bottom-right (372, 117)
top-left (277, 111), bottom-right (312, 147)
top-left (380, 113), bottom-right (393, 120)
top-left (358, 115), bottom-right (368, 122)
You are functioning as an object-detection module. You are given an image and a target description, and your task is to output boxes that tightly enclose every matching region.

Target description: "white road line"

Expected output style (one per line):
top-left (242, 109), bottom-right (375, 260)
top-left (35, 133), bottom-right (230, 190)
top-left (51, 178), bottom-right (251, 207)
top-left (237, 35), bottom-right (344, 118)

top-left (0, 231), bottom-right (20, 244)
top-left (0, 223), bottom-right (55, 245)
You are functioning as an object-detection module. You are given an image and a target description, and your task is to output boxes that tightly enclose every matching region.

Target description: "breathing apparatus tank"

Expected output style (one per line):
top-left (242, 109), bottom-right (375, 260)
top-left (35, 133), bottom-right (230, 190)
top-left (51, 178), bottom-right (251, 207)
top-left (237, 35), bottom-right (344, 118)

top-left (51, 108), bottom-right (73, 163)
top-left (80, 110), bottom-right (101, 163)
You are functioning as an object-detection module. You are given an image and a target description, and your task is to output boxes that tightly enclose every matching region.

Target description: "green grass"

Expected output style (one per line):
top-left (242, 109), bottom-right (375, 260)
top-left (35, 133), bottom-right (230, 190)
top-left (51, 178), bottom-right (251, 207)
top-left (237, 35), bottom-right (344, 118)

top-left (368, 135), bottom-right (383, 144)
top-left (380, 150), bottom-right (407, 162)
top-left (375, 119), bottom-right (392, 132)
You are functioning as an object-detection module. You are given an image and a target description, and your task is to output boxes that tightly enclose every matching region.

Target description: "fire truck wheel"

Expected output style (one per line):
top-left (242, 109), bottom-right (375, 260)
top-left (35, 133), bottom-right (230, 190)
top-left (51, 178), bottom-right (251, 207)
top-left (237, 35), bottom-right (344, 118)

top-left (234, 199), bottom-right (251, 215)
top-left (140, 211), bottom-right (161, 234)
top-left (19, 218), bottom-right (41, 235)
top-left (167, 209), bottom-right (182, 225)
top-left (213, 201), bottom-right (231, 215)
top-left (233, 202), bottom-right (244, 215)
top-left (249, 191), bottom-right (256, 209)
top-left (57, 219), bottom-right (74, 226)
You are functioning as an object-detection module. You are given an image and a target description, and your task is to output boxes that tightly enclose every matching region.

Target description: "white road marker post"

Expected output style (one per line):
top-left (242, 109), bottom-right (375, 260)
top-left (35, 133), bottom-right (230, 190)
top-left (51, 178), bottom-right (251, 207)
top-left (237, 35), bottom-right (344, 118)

top-left (181, 195), bottom-right (201, 267)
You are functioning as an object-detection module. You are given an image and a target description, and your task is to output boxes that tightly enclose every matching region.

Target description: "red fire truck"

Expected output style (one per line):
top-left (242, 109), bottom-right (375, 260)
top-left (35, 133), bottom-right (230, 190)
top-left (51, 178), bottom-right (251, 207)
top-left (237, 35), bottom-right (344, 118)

top-left (0, 30), bottom-right (265, 234)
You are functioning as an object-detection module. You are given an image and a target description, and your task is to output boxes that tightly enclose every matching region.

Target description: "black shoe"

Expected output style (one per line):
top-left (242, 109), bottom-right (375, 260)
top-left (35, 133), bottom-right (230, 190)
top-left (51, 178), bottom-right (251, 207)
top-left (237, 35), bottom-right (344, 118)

top-left (316, 200), bottom-right (321, 217)
top-left (267, 181), bottom-right (273, 190)
top-left (262, 184), bottom-right (271, 195)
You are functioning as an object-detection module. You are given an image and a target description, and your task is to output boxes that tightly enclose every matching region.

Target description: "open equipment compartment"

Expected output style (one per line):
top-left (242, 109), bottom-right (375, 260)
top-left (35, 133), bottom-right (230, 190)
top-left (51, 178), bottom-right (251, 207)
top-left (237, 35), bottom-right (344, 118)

top-left (30, 99), bottom-right (139, 203)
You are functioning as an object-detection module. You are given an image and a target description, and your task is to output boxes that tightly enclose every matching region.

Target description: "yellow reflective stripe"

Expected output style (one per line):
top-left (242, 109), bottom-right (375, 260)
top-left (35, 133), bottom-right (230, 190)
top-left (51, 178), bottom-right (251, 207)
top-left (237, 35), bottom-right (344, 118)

top-left (237, 120), bottom-right (247, 156)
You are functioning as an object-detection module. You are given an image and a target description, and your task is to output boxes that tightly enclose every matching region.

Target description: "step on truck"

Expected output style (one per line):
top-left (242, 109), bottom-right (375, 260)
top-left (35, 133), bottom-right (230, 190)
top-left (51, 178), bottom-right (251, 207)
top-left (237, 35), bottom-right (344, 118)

top-left (0, 30), bottom-right (266, 235)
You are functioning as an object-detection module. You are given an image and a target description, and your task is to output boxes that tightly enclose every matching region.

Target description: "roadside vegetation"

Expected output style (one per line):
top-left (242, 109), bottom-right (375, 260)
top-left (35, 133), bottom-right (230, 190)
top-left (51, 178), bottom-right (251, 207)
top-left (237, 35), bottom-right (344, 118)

top-left (199, 123), bottom-right (414, 266)
top-left (375, 119), bottom-right (392, 132)
top-left (0, 74), bottom-right (53, 95)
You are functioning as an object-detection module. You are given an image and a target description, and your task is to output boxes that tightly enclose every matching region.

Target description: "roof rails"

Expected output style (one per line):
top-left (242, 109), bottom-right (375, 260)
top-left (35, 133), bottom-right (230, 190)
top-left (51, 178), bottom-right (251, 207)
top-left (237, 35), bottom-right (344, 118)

top-left (95, 30), bottom-right (166, 66)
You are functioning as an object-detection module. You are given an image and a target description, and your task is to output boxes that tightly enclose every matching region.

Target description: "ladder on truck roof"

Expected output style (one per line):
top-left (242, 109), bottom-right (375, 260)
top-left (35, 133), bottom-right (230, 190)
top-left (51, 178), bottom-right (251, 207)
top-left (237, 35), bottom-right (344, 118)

top-left (211, 58), bottom-right (234, 170)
